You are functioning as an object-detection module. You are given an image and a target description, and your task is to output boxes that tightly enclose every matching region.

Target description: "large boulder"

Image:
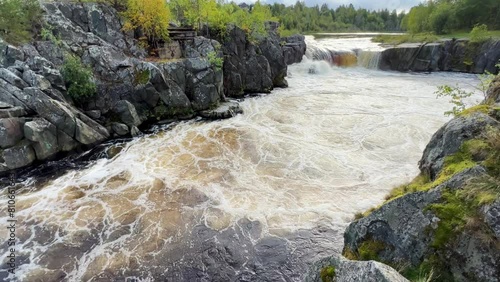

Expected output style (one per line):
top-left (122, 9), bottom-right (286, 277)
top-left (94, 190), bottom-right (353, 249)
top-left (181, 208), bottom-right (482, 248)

top-left (0, 118), bottom-right (25, 148)
top-left (419, 113), bottom-right (499, 180)
top-left (305, 254), bottom-right (408, 282)
top-left (113, 100), bottom-right (141, 126)
top-left (2, 140), bottom-right (36, 169)
top-left (24, 118), bottom-right (59, 160)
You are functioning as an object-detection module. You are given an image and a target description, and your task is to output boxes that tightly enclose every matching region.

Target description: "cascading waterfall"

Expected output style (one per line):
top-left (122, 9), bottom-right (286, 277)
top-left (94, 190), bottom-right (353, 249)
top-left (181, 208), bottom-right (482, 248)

top-left (305, 35), bottom-right (383, 69)
top-left (0, 34), bottom-right (484, 282)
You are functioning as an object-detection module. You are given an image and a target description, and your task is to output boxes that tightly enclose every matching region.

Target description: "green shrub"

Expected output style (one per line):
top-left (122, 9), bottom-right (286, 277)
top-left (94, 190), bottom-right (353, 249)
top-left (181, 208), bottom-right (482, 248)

top-left (0, 0), bottom-right (42, 45)
top-left (469, 24), bottom-right (489, 43)
top-left (435, 84), bottom-right (474, 116)
top-left (61, 55), bottom-right (97, 103)
top-left (207, 51), bottom-right (223, 70)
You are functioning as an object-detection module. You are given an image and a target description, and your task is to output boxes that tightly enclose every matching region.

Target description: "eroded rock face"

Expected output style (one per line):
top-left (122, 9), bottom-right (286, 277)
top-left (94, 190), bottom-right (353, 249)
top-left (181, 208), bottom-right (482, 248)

top-left (283, 34), bottom-right (307, 65)
top-left (379, 40), bottom-right (500, 74)
top-left (218, 23), bottom-right (288, 97)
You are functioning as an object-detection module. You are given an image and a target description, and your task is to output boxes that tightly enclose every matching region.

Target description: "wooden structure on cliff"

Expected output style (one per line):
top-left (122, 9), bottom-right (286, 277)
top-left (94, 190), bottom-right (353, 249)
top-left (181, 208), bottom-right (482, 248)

top-left (157, 27), bottom-right (197, 59)
top-left (168, 27), bottom-right (196, 41)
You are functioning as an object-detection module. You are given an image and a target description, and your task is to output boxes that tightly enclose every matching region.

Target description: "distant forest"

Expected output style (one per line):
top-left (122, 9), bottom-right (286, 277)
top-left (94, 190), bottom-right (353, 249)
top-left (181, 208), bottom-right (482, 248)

top-left (267, 0), bottom-right (500, 35)
top-left (270, 2), bottom-right (406, 34)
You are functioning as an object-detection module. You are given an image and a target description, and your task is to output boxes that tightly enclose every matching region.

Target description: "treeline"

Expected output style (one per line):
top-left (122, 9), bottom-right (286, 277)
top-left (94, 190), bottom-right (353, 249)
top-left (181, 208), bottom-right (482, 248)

top-left (269, 2), bottom-right (406, 34)
top-left (403, 0), bottom-right (500, 34)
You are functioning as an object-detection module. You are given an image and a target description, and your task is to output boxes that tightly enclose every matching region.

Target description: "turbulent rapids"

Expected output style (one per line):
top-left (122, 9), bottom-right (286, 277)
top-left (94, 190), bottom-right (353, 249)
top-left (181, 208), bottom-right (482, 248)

top-left (0, 35), bottom-right (483, 281)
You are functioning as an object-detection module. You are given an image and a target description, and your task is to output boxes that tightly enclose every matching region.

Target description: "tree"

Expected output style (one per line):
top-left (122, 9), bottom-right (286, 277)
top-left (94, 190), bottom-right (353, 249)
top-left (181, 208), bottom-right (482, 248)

top-left (429, 2), bottom-right (453, 34)
top-left (0, 0), bottom-right (41, 45)
top-left (122, 0), bottom-right (171, 45)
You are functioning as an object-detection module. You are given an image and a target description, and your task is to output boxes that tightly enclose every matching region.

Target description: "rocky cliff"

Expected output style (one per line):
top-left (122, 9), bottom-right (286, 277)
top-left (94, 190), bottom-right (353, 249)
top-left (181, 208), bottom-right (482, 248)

top-left (0, 3), bottom-right (306, 176)
top-left (335, 83), bottom-right (500, 281)
top-left (379, 39), bottom-right (500, 74)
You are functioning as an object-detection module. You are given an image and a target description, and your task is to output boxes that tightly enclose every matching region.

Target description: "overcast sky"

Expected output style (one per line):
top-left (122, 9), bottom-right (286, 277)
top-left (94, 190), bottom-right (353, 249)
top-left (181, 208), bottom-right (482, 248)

top-left (238, 0), bottom-right (425, 12)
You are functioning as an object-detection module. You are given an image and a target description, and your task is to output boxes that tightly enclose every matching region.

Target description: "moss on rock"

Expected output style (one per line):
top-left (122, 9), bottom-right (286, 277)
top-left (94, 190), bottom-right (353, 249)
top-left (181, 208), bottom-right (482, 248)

top-left (319, 266), bottom-right (336, 282)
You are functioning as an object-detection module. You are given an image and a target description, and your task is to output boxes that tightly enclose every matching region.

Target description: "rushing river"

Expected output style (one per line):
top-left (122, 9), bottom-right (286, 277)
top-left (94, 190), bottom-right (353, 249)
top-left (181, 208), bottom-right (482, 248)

top-left (1, 35), bottom-right (483, 281)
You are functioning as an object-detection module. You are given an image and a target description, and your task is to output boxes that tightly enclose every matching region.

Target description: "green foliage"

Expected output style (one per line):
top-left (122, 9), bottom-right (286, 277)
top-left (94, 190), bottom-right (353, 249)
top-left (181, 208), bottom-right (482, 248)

top-left (122, 0), bottom-right (171, 44)
top-left (207, 51), bottom-right (223, 70)
top-left (168, 0), bottom-right (276, 39)
top-left (61, 55), bottom-right (97, 102)
top-left (403, 4), bottom-right (432, 34)
top-left (372, 33), bottom-right (438, 45)
top-left (319, 266), bottom-right (336, 282)
top-left (278, 28), bottom-right (301, 37)
top-left (270, 2), bottom-right (405, 33)
top-left (435, 84), bottom-right (474, 116)
top-left (401, 262), bottom-right (435, 282)
top-left (134, 69), bottom-right (150, 85)
top-left (40, 24), bottom-right (63, 46)
top-left (427, 190), bottom-right (475, 248)
top-left (357, 239), bottom-right (387, 261)
top-left (0, 0), bottom-right (42, 45)
top-left (470, 24), bottom-right (490, 43)
top-left (400, 0), bottom-right (500, 34)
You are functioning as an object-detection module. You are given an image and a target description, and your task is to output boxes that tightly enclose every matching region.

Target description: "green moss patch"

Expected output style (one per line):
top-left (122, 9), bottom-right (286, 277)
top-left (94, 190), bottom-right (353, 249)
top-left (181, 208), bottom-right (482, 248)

top-left (134, 69), bottom-right (150, 85)
top-left (358, 239), bottom-right (388, 261)
top-left (320, 266), bottom-right (336, 282)
top-left (384, 139), bottom-right (489, 203)
top-left (427, 190), bottom-right (476, 248)
top-left (458, 104), bottom-right (492, 117)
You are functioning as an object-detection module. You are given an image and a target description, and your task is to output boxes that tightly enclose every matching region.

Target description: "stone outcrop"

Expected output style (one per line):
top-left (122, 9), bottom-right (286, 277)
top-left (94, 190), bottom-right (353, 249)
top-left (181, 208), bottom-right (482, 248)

top-left (282, 34), bottom-right (307, 65)
top-left (305, 254), bottom-right (408, 282)
top-left (216, 23), bottom-right (289, 97)
top-left (419, 112), bottom-right (498, 180)
top-left (379, 39), bottom-right (500, 74)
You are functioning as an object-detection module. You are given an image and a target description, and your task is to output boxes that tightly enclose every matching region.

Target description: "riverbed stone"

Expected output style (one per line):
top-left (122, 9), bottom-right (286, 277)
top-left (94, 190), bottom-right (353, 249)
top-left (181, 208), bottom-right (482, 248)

top-left (199, 101), bottom-right (243, 120)
top-left (113, 100), bottom-right (141, 127)
top-left (2, 140), bottom-right (36, 169)
top-left (57, 130), bottom-right (78, 152)
top-left (24, 118), bottom-right (59, 160)
top-left (0, 118), bottom-right (25, 148)
top-left (111, 122), bottom-right (129, 136)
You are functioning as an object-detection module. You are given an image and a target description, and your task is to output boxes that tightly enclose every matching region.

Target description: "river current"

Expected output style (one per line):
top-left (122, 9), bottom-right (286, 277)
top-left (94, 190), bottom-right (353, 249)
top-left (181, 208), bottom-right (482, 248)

top-left (0, 35), bottom-right (483, 281)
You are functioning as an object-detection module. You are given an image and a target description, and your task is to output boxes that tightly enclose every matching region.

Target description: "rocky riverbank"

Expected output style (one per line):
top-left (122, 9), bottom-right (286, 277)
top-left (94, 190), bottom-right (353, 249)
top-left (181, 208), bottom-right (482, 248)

top-left (0, 2), bottom-right (306, 177)
top-left (379, 39), bottom-right (500, 74)
top-left (306, 76), bottom-right (500, 281)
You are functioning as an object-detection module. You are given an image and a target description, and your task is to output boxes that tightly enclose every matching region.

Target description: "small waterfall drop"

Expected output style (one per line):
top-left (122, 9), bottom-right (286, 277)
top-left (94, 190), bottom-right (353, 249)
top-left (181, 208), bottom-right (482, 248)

top-left (357, 51), bottom-right (382, 69)
top-left (305, 35), bottom-right (384, 69)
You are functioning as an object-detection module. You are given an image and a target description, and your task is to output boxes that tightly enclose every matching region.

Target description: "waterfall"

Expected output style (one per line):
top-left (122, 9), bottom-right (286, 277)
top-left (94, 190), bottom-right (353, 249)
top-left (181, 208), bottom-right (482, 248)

top-left (357, 51), bottom-right (382, 69)
top-left (305, 45), bottom-right (358, 67)
top-left (305, 35), bottom-right (383, 69)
